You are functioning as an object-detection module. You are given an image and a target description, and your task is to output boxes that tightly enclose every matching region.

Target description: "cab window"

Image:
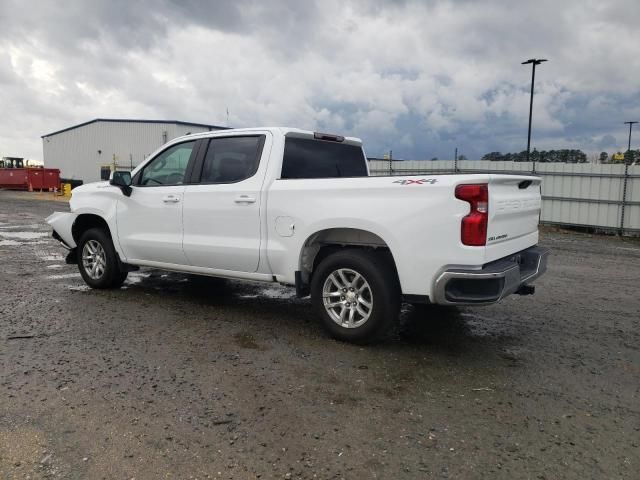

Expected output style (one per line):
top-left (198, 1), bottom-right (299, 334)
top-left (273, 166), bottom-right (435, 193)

top-left (139, 141), bottom-right (195, 186)
top-left (199, 136), bottom-right (264, 184)
top-left (281, 137), bottom-right (367, 179)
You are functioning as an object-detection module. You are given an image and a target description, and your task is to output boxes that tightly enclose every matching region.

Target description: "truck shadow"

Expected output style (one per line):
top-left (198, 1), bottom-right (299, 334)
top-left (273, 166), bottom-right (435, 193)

top-left (398, 305), bottom-right (470, 345)
top-left (121, 270), bottom-right (518, 354)
top-left (394, 304), bottom-right (522, 365)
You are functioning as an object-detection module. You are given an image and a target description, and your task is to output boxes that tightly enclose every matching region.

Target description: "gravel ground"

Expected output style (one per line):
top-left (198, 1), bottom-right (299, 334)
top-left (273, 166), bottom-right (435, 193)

top-left (0, 190), bottom-right (638, 479)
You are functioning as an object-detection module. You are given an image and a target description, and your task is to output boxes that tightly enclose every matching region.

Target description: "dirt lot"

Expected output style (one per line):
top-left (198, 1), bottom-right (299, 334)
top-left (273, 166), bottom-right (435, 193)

top-left (0, 190), bottom-right (638, 479)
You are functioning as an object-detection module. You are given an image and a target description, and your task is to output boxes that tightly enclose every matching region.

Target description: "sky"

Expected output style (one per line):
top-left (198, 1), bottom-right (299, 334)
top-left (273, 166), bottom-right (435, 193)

top-left (1, 0), bottom-right (639, 162)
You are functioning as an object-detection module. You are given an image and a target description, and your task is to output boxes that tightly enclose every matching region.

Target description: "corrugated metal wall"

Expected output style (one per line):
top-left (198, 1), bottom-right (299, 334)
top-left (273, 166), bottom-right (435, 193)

top-left (369, 160), bottom-right (640, 234)
top-left (42, 121), bottom-right (219, 183)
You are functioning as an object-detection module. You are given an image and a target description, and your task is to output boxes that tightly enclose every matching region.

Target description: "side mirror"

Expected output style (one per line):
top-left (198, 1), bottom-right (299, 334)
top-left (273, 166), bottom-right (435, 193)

top-left (109, 171), bottom-right (132, 196)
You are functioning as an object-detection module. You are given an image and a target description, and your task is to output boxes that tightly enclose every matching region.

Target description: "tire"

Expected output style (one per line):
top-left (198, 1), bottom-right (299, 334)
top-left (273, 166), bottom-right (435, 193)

top-left (311, 249), bottom-right (401, 344)
top-left (76, 228), bottom-right (127, 289)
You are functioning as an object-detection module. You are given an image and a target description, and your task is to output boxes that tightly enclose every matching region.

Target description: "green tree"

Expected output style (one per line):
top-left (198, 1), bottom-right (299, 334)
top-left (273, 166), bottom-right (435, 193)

top-left (530, 148), bottom-right (541, 163)
top-left (482, 152), bottom-right (503, 161)
top-left (481, 148), bottom-right (589, 163)
top-left (624, 150), bottom-right (636, 165)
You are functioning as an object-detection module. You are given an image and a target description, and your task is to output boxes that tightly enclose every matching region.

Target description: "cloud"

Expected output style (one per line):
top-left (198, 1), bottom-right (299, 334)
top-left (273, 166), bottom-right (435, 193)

top-left (0, 0), bottom-right (639, 162)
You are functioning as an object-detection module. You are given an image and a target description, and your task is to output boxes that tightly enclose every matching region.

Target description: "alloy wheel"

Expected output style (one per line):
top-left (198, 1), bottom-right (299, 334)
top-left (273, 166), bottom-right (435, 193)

top-left (322, 268), bottom-right (373, 328)
top-left (82, 239), bottom-right (106, 280)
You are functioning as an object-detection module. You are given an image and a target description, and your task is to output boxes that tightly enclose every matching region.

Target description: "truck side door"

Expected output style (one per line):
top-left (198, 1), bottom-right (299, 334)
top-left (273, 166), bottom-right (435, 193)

top-left (116, 140), bottom-right (199, 265)
top-left (181, 133), bottom-right (270, 272)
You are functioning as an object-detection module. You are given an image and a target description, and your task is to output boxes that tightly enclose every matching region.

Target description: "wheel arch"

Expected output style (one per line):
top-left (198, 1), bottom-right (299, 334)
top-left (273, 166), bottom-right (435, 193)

top-left (71, 213), bottom-right (113, 245)
top-left (298, 227), bottom-right (400, 288)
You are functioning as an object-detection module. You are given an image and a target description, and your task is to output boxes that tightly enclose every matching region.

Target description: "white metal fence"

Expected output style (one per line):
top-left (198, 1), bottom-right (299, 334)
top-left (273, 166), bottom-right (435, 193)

top-left (369, 159), bottom-right (640, 235)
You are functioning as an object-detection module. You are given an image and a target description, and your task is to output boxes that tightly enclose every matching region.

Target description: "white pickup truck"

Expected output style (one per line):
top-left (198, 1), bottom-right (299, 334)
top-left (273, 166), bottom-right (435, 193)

top-left (47, 127), bottom-right (548, 343)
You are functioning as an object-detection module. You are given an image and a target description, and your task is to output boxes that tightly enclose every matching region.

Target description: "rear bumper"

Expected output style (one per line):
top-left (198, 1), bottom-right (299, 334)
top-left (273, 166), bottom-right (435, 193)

top-left (433, 245), bottom-right (549, 305)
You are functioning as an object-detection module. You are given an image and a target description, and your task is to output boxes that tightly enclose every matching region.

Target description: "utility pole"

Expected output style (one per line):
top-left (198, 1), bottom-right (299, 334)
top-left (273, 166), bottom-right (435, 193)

top-left (454, 147), bottom-right (458, 173)
top-left (620, 121), bottom-right (637, 235)
top-left (624, 121), bottom-right (638, 156)
top-left (522, 58), bottom-right (548, 170)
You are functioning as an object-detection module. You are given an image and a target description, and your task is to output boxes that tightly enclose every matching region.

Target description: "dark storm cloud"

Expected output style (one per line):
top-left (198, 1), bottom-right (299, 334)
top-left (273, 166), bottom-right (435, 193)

top-left (0, 0), bottom-right (323, 53)
top-left (0, 0), bottom-right (639, 161)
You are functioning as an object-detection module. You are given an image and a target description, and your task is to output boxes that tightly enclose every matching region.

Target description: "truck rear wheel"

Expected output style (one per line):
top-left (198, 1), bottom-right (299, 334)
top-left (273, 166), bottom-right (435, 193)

top-left (311, 249), bottom-right (400, 344)
top-left (77, 228), bottom-right (128, 289)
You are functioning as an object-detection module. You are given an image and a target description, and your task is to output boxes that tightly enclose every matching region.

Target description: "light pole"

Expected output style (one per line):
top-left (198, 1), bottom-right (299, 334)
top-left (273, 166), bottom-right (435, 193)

top-left (522, 58), bottom-right (547, 169)
top-left (620, 121), bottom-right (638, 234)
top-left (624, 121), bottom-right (638, 159)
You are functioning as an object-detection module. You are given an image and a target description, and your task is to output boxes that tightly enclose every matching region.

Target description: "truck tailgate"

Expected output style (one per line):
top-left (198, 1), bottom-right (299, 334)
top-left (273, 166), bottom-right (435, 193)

top-left (485, 175), bottom-right (542, 261)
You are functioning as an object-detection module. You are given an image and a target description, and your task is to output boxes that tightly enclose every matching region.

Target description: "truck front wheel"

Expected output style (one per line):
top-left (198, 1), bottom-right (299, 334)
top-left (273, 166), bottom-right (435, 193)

top-left (311, 249), bottom-right (400, 344)
top-left (77, 228), bottom-right (128, 289)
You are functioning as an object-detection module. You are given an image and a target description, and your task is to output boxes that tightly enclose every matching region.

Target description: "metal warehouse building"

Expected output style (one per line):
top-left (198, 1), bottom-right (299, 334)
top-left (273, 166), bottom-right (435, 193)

top-left (41, 118), bottom-right (227, 184)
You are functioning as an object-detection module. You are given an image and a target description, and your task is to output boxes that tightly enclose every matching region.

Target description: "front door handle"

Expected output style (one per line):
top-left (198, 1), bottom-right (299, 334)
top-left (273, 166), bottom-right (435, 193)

top-left (163, 195), bottom-right (181, 203)
top-left (234, 195), bottom-right (256, 204)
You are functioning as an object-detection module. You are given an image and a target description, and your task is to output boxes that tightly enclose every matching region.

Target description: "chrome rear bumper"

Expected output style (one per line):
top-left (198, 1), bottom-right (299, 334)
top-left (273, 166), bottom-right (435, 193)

top-left (433, 246), bottom-right (550, 305)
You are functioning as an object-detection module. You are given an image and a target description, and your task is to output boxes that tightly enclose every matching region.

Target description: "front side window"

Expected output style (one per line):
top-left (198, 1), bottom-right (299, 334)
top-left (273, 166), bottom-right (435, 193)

top-left (139, 141), bottom-right (195, 186)
top-left (199, 136), bottom-right (263, 183)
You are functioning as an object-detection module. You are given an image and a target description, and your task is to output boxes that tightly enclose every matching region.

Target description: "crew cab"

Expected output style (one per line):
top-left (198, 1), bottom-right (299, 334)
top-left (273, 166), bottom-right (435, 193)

top-left (47, 127), bottom-right (549, 343)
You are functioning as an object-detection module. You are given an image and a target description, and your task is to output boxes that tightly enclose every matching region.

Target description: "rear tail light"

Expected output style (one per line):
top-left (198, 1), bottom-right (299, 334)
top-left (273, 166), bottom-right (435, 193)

top-left (455, 183), bottom-right (488, 246)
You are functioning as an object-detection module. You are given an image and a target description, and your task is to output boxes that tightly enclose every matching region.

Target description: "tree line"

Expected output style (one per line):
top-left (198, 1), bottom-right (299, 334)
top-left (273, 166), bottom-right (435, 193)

top-left (481, 149), bottom-right (587, 163)
top-left (598, 150), bottom-right (640, 164)
top-left (479, 148), bottom-right (640, 164)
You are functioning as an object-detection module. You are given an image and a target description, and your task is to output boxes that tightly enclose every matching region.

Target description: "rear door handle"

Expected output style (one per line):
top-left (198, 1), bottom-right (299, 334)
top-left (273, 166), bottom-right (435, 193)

top-left (163, 195), bottom-right (181, 203)
top-left (234, 195), bottom-right (256, 204)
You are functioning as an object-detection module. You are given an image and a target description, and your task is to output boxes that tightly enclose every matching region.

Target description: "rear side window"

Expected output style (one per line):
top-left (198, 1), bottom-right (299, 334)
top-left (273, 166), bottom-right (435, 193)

top-left (281, 137), bottom-right (367, 179)
top-left (199, 136), bottom-right (264, 184)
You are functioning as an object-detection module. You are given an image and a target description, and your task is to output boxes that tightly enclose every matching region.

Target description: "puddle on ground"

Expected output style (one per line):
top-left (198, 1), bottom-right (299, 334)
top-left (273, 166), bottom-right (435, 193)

top-left (46, 273), bottom-right (81, 280)
top-left (39, 254), bottom-right (65, 261)
top-left (125, 272), bottom-right (152, 285)
top-left (236, 283), bottom-right (297, 301)
top-left (0, 231), bottom-right (49, 240)
top-left (615, 246), bottom-right (640, 252)
top-left (0, 223), bottom-right (46, 230)
top-left (0, 240), bottom-right (22, 246)
top-left (257, 286), bottom-right (297, 299)
top-left (66, 285), bottom-right (91, 292)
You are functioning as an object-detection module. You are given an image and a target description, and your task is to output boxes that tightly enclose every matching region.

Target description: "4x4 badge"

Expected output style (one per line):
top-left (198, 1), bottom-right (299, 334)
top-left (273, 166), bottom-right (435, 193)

top-left (393, 178), bottom-right (437, 185)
